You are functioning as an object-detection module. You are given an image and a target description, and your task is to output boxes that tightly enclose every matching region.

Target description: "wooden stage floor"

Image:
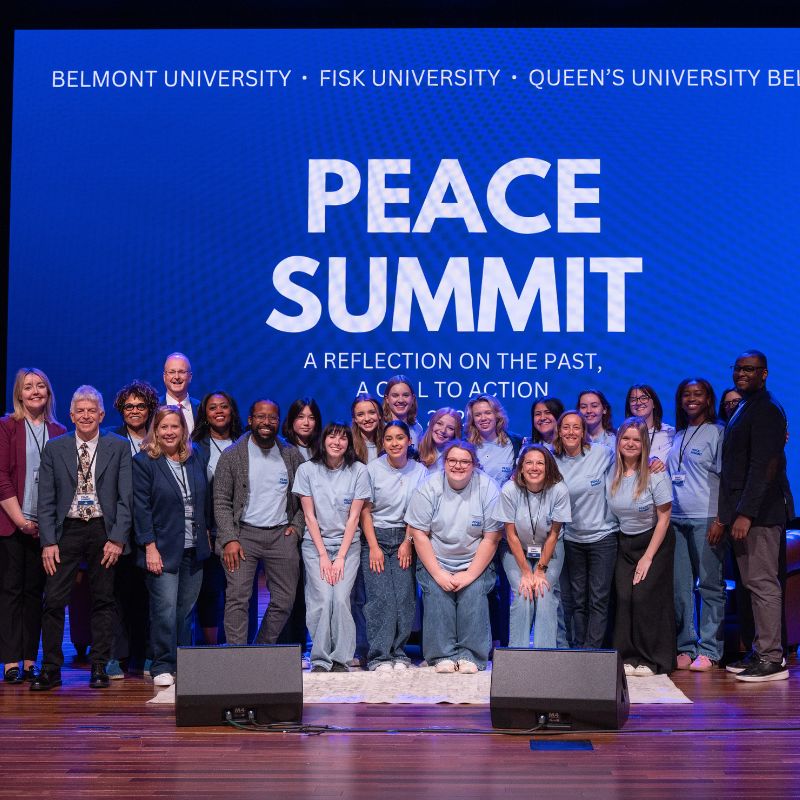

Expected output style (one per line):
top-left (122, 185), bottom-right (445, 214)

top-left (2, 653), bottom-right (799, 799)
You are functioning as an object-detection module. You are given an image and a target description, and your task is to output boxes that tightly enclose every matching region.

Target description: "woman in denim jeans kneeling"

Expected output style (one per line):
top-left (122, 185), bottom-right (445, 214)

top-left (360, 421), bottom-right (427, 672)
top-left (405, 440), bottom-right (502, 674)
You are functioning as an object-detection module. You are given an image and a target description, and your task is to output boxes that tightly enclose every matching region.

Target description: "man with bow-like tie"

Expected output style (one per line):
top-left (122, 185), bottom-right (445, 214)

top-left (32, 386), bottom-right (132, 691)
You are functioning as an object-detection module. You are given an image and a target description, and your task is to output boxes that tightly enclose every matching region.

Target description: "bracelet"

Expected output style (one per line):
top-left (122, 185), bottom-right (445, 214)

top-left (404, 536), bottom-right (414, 543)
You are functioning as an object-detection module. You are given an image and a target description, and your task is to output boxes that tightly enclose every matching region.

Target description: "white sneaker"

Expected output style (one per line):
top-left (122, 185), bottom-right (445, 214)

top-left (457, 659), bottom-right (479, 674)
top-left (153, 672), bottom-right (174, 687)
top-left (373, 663), bottom-right (393, 673)
top-left (434, 659), bottom-right (456, 673)
top-left (393, 661), bottom-right (409, 671)
top-left (633, 664), bottom-right (655, 678)
top-left (623, 663), bottom-right (636, 676)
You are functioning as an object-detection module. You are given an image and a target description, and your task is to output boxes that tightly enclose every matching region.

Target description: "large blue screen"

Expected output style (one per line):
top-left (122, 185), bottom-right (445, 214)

top-left (8, 28), bottom-right (798, 489)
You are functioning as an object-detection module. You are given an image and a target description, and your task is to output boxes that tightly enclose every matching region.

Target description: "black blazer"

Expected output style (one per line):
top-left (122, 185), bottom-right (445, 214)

top-left (719, 388), bottom-right (794, 526)
top-left (132, 445), bottom-right (211, 573)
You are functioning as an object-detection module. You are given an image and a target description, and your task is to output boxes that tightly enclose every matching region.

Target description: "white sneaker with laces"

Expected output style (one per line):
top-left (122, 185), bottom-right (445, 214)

top-left (153, 672), bottom-right (174, 687)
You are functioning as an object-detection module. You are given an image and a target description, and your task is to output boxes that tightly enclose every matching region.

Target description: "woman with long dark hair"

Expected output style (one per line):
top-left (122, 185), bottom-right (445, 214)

top-left (351, 394), bottom-right (384, 464)
top-left (577, 389), bottom-right (616, 447)
top-left (292, 422), bottom-right (370, 672)
top-left (624, 384), bottom-right (675, 463)
top-left (282, 397), bottom-right (322, 461)
top-left (530, 396), bottom-right (564, 448)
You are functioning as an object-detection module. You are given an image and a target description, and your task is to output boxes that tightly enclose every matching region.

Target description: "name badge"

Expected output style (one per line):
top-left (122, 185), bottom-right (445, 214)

top-left (527, 545), bottom-right (542, 559)
top-left (672, 473), bottom-right (686, 486)
top-left (77, 494), bottom-right (96, 507)
top-left (184, 502), bottom-right (194, 519)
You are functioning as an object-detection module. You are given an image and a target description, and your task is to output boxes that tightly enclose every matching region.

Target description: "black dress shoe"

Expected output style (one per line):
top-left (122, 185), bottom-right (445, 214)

top-left (89, 664), bottom-right (110, 688)
top-left (23, 665), bottom-right (40, 682)
top-left (30, 669), bottom-right (62, 692)
top-left (4, 667), bottom-right (23, 684)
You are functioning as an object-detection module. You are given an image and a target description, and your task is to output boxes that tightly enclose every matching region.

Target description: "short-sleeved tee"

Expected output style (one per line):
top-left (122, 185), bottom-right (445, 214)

top-left (666, 423), bottom-right (724, 519)
top-left (648, 424), bottom-right (675, 464)
top-left (476, 439), bottom-right (515, 485)
top-left (496, 480), bottom-right (571, 548)
top-left (607, 470), bottom-right (672, 536)
top-left (366, 455), bottom-right (428, 528)
top-left (555, 444), bottom-right (617, 543)
top-left (241, 438), bottom-right (289, 528)
top-left (405, 470), bottom-right (502, 572)
top-left (292, 460), bottom-right (371, 545)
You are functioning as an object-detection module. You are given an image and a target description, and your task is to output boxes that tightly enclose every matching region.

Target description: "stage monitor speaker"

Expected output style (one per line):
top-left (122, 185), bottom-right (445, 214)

top-left (175, 644), bottom-right (303, 727)
top-left (490, 648), bottom-right (629, 731)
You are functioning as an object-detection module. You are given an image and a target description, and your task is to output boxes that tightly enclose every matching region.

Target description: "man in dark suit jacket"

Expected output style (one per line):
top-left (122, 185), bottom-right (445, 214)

top-left (32, 386), bottom-right (133, 691)
top-left (160, 352), bottom-right (201, 434)
top-left (719, 350), bottom-right (793, 683)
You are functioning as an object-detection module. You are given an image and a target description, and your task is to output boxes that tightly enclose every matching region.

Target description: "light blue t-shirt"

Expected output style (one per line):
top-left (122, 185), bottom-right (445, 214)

top-left (427, 450), bottom-right (444, 475)
top-left (649, 424), bottom-right (675, 464)
top-left (405, 470), bottom-right (502, 572)
top-left (241, 438), bottom-right (289, 528)
top-left (590, 430), bottom-right (616, 448)
top-left (555, 443), bottom-right (617, 543)
top-left (297, 445), bottom-right (312, 462)
top-left (496, 480), bottom-right (571, 548)
top-left (22, 421), bottom-right (47, 520)
top-left (366, 455), bottom-right (428, 528)
top-left (408, 420), bottom-right (424, 448)
top-left (292, 460), bottom-right (371, 545)
top-left (477, 439), bottom-right (515, 485)
top-left (365, 441), bottom-right (379, 463)
top-left (666, 423), bottom-right (724, 519)
top-left (607, 470), bottom-right (672, 536)
top-left (206, 437), bottom-right (233, 480)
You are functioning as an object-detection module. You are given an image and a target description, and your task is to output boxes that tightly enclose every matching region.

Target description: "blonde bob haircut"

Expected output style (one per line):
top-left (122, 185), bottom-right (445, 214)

top-left (142, 405), bottom-right (191, 463)
top-left (464, 394), bottom-right (511, 447)
top-left (418, 407), bottom-right (463, 467)
top-left (552, 410), bottom-right (591, 457)
top-left (512, 444), bottom-right (564, 492)
top-left (610, 416), bottom-right (651, 500)
top-left (11, 368), bottom-right (57, 423)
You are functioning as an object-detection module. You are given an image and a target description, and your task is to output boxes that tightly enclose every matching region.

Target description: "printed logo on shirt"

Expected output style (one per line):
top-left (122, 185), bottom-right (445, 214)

top-left (637, 503), bottom-right (652, 513)
top-left (589, 477), bottom-right (602, 491)
top-left (471, 517), bottom-right (482, 528)
top-left (690, 448), bottom-right (703, 456)
top-left (343, 495), bottom-right (353, 507)
top-left (278, 476), bottom-right (289, 486)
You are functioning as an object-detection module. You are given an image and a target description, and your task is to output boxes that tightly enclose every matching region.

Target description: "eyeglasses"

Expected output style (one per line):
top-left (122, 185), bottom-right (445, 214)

top-left (731, 365), bottom-right (764, 374)
top-left (165, 369), bottom-right (190, 377)
top-left (723, 399), bottom-right (741, 408)
top-left (445, 458), bottom-right (473, 468)
top-left (629, 394), bottom-right (652, 406)
top-left (123, 403), bottom-right (148, 412)
top-left (252, 414), bottom-right (279, 423)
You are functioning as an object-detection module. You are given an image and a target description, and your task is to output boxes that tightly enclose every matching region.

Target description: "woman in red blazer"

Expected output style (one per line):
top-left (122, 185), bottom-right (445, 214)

top-left (0, 368), bottom-right (65, 683)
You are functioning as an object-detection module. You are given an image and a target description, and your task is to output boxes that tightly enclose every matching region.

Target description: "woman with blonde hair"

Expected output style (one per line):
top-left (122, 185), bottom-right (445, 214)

top-left (418, 408), bottom-right (462, 472)
top-left (133, 405), bottom-right (211, 687)
top-left (0, 368), bottom-right (65, 683)
top-left (464, 394), bottom-right (523, 486)
top-left (608, 417), bottom-right (674, 676)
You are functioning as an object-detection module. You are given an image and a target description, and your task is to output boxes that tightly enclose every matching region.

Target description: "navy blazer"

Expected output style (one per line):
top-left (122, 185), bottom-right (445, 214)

top-left (132, 445), bottom-right (211, 573)
top-left (37, 431), bottom-right (133, 548)
top-left (719, 388), bottom-right (794, 527)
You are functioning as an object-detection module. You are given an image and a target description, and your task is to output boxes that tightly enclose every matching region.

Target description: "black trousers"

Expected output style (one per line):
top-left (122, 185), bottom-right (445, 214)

top-left (0, 530), bottom-right (45, 662)
top-left (41, 518), bottom-right (116, 668)
top-left (614, 526), bottom-right (677, 674)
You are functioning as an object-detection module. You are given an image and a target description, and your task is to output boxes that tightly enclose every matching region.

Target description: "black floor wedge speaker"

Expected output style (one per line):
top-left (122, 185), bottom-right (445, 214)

top-left (175, 644), bottom-right (303, 727)
top-left (490, 648), bottom-right (629, 730)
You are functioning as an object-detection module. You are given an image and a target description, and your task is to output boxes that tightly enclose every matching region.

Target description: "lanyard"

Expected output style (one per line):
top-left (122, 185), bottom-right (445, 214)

top-left (524, 486), bottom-right (545, 543)
top-left (678, 423), bottom-right (707, 470)
top-left (210, 437), bottom-right (230, 455)
top-left (167, 457), bottom-right (190, 498)
top-left (76, 441), bottom-right (99, 486)
top-left (126, 431), bottom-right (141, 454)
top-left (25, 419), bottom-right (47, 459)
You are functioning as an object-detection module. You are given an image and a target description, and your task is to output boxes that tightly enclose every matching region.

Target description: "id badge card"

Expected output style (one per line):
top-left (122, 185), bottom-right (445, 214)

top-left (77, 494), bottom-right (95, 507)
top-left (671, 472), bottom-right (686, 486)
top-left (527, 544), bottom-right (542, 559)
top-left (184, 502), bottom-right (194, 519)
top-left (33, 468), bottom-right (39, 484)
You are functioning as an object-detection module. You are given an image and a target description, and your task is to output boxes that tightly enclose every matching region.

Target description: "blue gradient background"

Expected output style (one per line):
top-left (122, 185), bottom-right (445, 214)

top-left (8, 29), bottom-right (798, 491)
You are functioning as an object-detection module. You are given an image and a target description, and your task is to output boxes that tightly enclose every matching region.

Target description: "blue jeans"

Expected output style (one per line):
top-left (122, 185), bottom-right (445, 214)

top-left (416, 561), bottom-right (495, 669)
top-left (302, 537), bottom-right (361, 670)
top-left (565, 534), bottom-right (618, 649)
top-left (145, 548), bottom-right (204, 677)
top-left (502, 540), bottom-right (564, 649)
top-left (361, 527), bottom-right (416, 669)
top-left (672, 518), bottom-right (726, 661)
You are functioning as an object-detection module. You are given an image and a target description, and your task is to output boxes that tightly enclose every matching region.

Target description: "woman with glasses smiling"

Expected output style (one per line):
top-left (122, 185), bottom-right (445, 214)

top-left (624, 384), bottom-right (675, 463)
top-left (405, 440), bottom-right (503, 673)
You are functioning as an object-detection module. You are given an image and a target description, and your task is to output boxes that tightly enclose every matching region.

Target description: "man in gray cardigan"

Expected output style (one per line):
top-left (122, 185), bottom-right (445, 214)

top-left (213, 399), bottom-right (304, 645)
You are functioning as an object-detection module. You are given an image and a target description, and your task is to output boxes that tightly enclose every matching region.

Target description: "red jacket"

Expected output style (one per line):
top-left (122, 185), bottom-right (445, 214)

top-left (0, 414), bottom-right (66, 536)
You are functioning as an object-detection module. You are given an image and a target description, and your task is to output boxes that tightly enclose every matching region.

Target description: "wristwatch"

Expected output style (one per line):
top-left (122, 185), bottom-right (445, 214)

top-left (536, 561), bottom-right (548, 573)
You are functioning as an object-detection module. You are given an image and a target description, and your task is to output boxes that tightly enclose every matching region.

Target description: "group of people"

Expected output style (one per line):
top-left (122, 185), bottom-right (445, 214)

top-left (0, 349), bottom-right (793, 692)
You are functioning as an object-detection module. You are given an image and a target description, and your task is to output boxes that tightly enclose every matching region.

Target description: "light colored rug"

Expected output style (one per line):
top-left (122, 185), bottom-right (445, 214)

top-left (148, 666), bottom-right (691, 705)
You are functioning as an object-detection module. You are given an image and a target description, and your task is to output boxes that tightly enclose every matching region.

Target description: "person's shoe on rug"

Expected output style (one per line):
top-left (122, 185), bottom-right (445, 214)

top-left (632, 664), bottom-right (655, 677)
top-left (456, 660), bottom-right (478, 674)
top-left (434, 659), bottom-right (456, 673)
top-left (373, 663), bottom-right (393, 674)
